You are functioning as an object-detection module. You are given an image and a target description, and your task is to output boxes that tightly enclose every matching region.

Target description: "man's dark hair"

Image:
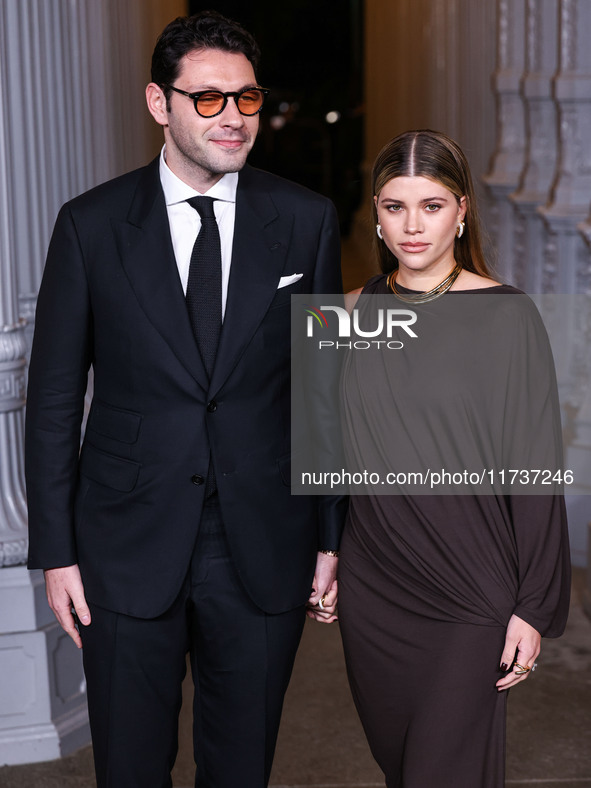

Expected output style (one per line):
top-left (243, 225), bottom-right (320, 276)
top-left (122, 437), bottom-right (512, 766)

top-left (151, 10), bottom-right (261, 106)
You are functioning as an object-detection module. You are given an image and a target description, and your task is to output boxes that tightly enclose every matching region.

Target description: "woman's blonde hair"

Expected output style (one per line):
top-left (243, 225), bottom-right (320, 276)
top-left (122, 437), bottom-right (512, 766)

top-left (372, 130), bottom-right (490, 276)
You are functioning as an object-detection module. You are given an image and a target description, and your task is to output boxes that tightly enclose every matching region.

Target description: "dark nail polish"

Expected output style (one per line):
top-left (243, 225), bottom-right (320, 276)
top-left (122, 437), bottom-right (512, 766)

top-left (500, 663), bottom-right (508, 672)
top-left (311, 588), bottom-right (316, 595)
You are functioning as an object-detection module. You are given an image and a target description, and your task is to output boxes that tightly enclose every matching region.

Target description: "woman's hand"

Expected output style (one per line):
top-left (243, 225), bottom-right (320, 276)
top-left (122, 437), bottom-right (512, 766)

top-left (496, 614), bottom-right (541, 691)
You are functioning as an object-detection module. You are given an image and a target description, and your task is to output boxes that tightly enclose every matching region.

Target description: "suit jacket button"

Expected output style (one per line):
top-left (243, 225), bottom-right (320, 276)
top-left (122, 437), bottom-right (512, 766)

top-left (207, 400), bottom-right (217, 412)
top-left (191, 474), bottom-right (205, 485)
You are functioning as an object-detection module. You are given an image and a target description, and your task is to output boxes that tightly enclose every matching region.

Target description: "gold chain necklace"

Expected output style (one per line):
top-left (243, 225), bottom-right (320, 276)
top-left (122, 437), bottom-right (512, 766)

top-left (387, 262), bottom-right (462, 304)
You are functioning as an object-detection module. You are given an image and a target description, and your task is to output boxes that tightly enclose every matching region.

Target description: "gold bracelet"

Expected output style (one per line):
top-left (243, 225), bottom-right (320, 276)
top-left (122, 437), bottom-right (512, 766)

top-left (319, 549), bottom-right (340, 557)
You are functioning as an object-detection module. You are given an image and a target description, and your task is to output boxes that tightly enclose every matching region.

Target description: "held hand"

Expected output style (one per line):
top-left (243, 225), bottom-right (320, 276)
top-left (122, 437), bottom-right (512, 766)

top-left (44, 564), bottom-right (91, 649)
top-left (307, 552), bottom-right (339, 623)
top-left (496, 614), bottom-right (541, 691)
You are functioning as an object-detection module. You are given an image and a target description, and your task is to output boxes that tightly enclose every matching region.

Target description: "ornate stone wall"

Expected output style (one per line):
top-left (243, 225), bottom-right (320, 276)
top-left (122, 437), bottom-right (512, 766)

top-left (484, 0), bottom-right (591, 572)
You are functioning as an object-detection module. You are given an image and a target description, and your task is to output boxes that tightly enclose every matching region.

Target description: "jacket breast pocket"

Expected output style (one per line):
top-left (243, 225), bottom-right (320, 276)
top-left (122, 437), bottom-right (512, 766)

top-left (79, 442), bottom-right (141, 492)
top-left (267, 278), bottom-right (306, 311)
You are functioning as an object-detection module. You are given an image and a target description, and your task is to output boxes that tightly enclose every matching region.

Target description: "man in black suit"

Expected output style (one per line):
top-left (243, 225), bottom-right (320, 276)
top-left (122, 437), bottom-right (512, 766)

top-left (25, 12), bottom-right (344, 787)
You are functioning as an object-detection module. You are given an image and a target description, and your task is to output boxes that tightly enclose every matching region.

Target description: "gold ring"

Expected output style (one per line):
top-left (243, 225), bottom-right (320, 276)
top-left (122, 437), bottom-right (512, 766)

top-left (514, 663), bottom-right (531, 675)
top-left (318, 595), bottom-right (327, 610)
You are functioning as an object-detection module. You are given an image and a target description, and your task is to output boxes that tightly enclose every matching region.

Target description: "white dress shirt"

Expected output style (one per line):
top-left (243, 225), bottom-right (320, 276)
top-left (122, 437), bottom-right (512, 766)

top-left (159, 145), bottom-right (238, 319)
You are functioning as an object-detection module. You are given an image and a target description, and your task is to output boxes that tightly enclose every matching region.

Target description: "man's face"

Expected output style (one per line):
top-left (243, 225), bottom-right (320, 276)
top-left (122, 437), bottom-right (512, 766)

top-left (148, 48), bottom-right (259, 191)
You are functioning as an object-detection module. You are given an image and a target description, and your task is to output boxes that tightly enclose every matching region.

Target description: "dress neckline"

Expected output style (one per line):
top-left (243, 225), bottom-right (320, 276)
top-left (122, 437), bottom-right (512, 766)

top-left (394, 281), bottom-right (508, 295)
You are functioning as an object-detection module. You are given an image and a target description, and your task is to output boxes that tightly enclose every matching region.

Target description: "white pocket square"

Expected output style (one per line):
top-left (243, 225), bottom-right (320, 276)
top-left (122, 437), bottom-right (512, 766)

top-left (277, 273), bottom-right (303, 289)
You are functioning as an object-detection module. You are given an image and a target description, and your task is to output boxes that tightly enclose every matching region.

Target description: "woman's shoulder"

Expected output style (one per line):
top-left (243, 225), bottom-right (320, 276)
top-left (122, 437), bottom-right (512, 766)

top-left (451, 269), bottom-right (528, 295)
top-left (345, 274), bottom-right (388, 313)
top-left (344, 288), bottom-right (362, 313)
top-left (361, 273), bottom-right (389, 293)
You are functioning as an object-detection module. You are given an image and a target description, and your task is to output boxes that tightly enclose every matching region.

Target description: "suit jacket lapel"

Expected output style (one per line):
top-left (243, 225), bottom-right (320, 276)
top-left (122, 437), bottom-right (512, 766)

top-left (113, 158), bottom-right (208, 391)
top-left (210, 166), bottom-right (293, 395)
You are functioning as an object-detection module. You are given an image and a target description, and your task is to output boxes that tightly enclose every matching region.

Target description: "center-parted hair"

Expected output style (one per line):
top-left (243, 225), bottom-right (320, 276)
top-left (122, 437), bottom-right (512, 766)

top-left (151, 11), bottom-right (261, 107)
top-left (372, 130), bottom-right (490, 277)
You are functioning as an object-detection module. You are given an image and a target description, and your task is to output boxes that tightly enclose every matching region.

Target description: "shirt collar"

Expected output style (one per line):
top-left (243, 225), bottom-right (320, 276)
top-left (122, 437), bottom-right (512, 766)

top-left (159, 145), bottom-right (238, 206)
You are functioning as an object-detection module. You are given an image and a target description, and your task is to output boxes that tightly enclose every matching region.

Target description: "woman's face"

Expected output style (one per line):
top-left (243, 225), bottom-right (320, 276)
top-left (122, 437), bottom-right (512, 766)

top-left (375, 176), bottom-right (466, 278)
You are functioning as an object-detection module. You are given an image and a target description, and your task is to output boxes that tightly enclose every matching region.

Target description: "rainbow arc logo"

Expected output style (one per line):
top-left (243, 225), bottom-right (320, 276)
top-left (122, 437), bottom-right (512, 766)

top-left (303, 305), bottom-right (329, 329)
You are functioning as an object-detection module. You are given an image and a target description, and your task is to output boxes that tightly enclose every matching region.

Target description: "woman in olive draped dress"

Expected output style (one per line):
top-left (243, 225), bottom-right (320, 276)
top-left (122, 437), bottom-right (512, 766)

top-left (336, 131), bottom-right (571, 788)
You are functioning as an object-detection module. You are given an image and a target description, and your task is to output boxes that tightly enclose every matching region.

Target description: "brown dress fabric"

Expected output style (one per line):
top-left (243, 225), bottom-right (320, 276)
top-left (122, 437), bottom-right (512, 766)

top-left (337, 275), bottom-right (571, 788)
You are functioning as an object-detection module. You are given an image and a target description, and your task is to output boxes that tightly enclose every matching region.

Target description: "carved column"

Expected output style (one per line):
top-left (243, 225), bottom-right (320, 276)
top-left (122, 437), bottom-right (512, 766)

top-left (0, 53), bottom-right (27, 569)
top-left (0, 0), bottom-right (90, 764)
top-left (539, 0), bottom-right (591, 293)
top-left (576, 28), bottom-right (591, 607)
top-left (576, 0), bottom-right (591, 261)
top-left (509, 0), bottom-right (558, 292)
top-left (482, 0), bottom-right (527, 284)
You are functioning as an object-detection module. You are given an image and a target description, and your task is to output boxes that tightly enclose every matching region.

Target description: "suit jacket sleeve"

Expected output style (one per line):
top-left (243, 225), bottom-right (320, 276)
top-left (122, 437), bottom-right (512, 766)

top-left (310, 198), bottom-right (348, 551)
top-left (26, 203), bottom-right (93, 569)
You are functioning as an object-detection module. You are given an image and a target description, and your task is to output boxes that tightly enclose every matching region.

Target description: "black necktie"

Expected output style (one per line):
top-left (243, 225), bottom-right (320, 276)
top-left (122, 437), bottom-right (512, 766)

top-left (185, 196), bottom-right (222, 378)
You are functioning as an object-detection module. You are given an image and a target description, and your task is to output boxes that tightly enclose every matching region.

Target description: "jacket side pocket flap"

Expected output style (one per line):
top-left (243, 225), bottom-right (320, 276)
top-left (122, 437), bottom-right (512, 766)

top-left (80, 443), bottom-right (140, 492)
top-left (87, 402), bottom-right (142, 444)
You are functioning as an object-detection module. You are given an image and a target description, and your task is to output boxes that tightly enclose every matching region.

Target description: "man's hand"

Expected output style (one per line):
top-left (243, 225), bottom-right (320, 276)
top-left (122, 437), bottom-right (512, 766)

top-left (306, 552), bottom-right (338, 623)
top-left (495, 614), bottom-right (541, 691)
top-left (44, 564), bottom-right (91, 649)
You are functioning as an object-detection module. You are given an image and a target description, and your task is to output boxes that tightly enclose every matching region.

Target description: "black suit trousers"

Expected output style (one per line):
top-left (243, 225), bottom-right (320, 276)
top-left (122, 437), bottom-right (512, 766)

top-left (80, 497), bottom-right (306, 788)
